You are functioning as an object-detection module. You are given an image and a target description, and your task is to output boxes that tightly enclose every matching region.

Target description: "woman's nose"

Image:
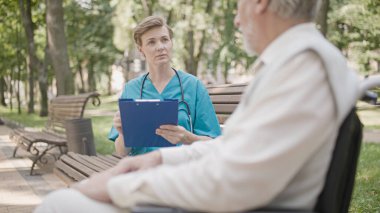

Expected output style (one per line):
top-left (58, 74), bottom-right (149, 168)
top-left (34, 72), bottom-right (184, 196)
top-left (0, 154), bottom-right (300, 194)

top-left (156, 42), bottom-right (164, 51)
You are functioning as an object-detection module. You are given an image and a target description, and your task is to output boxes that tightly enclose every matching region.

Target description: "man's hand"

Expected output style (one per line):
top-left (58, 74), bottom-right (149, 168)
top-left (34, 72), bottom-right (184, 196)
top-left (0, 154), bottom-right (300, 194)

top-left (114, 150), bottom-right (163, 173)
top-left (72, 151), bottom-right (163, 202)
top-left (71, 168), bottom-right (116, 203)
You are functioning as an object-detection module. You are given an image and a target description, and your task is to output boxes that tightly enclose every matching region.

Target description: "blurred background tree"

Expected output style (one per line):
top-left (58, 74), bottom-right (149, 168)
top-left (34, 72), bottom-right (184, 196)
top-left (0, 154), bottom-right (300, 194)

top-left (0, 0), bottom-right (379, 116)
top-left (327, 0), bottom-right (380, 74)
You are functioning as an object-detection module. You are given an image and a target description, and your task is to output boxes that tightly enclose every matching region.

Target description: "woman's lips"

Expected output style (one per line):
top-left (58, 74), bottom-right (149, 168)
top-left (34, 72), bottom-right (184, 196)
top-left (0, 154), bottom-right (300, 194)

top-left (156, 54), bottom-right (167, 58)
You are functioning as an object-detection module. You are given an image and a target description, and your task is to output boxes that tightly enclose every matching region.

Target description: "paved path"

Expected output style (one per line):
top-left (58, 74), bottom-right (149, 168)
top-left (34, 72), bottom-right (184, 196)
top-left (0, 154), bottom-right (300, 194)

top-left (363, 128), bottom-right (380, 143)
top-left (0, 125), bottom-right (66, 213)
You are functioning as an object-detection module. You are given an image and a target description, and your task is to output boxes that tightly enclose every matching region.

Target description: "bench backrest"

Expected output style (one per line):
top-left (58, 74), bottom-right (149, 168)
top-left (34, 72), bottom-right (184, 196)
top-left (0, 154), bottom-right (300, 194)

top-left (207, 84), bottom-right (247, 124)
top-left (46, 92), bottom-right (101, 134)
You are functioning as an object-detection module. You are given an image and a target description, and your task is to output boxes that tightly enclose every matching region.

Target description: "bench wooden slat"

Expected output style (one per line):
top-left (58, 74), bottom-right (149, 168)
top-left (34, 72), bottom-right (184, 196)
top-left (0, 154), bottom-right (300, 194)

top-left (52, 111), bottom-right (82, 118)
top-left (89, 156), bottom-right (115, 168)
top-left (210, 95), bottom-right (241, 104)
top-left (60, 155), bottom-right (97, 176)
top-left (207, 86), bottom-right (246, 95)
top-left (97, 155), bottom-right (120, 165)
top-left (111, 153), bottom-right (123, 159)
top-left (216, 114), bottom-right (231, 124)
top-left (93, 155), bottom-right (119, 167)
top-left (213, 104), bottom-right (238, 114)
top-left (76, 154), bottom-right (113, 170)
top-left (51, 102), bottom-right (88, 107)
top-left (206, 83), bottom-right (247, 88)
top-left (67, 153), bottom-right (107, 172)
top-left (55, 161), bottom-right (87, 182)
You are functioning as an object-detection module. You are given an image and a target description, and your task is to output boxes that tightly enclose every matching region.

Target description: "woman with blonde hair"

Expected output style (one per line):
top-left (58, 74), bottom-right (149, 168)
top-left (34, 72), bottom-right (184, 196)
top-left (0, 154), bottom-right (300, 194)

top-left (108, 16), bottom-right (221, 156)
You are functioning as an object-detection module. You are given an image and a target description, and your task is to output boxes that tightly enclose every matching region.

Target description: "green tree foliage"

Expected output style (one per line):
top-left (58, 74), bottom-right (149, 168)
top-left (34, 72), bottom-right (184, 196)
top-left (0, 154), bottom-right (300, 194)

top-left (328, 0), bottom-right (380, 74)
top-left (1, 0), bottom-right (379, 113)
top-left (112, 0), bottom-right (254, 82)
top-left (0, 0), bottom-right (27, 112)
top-left (65, 0), bottom-right (121, 93)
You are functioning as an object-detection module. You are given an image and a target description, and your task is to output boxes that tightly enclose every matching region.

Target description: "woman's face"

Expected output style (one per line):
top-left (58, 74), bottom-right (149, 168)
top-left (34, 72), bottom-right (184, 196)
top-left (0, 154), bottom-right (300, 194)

top-left (139, 26), bottom-right (173, 66)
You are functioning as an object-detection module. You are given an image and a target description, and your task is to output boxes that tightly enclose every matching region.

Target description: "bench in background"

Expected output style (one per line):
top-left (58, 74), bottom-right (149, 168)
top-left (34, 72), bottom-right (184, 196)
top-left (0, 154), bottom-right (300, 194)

top-left (9, 92), bottom-right (100, 175)
top-left (54, 84), bottom-right (247, 184)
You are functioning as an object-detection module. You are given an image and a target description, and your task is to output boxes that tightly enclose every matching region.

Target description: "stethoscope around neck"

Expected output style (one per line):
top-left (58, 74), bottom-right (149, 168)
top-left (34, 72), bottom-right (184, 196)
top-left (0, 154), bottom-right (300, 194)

top-left (140, 68), bottom-right (193, 133)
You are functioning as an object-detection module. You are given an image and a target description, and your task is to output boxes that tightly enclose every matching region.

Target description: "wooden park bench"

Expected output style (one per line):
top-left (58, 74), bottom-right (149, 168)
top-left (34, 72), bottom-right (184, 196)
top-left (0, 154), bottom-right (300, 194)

top-left (9, 92), bottom-right (101, 175)
top-left (54, 83), bottom-right (247, 184)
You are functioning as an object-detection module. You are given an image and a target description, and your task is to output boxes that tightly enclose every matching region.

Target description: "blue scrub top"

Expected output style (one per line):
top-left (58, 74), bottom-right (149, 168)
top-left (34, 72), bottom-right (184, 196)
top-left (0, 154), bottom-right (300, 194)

top-left (108, 70), bottom-right (221, 156)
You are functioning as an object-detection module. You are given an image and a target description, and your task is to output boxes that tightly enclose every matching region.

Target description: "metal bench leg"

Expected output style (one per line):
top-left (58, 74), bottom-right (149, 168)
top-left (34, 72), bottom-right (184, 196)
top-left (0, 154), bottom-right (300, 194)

top-left (29, 145), bottom-right (41, 175)
top-left (30, 144), bottom-right (60, 175)
top-left (12, 146), bottom-right (19, 157)
top-left (12, 136), bottom-right (24, 158)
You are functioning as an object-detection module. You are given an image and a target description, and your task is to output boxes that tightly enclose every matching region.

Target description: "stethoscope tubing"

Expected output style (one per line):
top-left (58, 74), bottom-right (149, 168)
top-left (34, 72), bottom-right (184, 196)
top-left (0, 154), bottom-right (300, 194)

top-left (140, 68), bottom-right (193, 133)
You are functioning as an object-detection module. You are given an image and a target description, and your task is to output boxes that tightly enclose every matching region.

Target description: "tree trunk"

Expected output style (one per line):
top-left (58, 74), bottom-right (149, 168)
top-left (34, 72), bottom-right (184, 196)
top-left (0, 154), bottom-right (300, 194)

top-left (184, 0), bottom-right (213, 76)
top-left (107, 67), bottom-right (112, 96)
top-left (9, 70), bottom-right (14, 111)
top-left (0, 77), bottom-right (7, 107)
top-left (194, 0), bottom-right (213, 76)
top-left (16, 48), bottom-right (22, 114)
top-left (17, 70), bottom-right (21, 114)
top-left (39, 46), bottom-right (49, 117)
top-left (88, 57), bottom-right (97, 92)
top-left (46, 0), bottom-right (74, 95)
top-left (39, 15), bottom-right (50, 117)
top-left (316, 0), bottom-right (330, 36)
top-left (19, 0), bottom-right (42, 113)
top-left (223, 59), bottom-right (229, 84)
top-left (16, 19), bottom-right (22, 114)
top-left (77, 60), bottom-right (86, 93)
top-left (185, 29), bottom-right (196, 75)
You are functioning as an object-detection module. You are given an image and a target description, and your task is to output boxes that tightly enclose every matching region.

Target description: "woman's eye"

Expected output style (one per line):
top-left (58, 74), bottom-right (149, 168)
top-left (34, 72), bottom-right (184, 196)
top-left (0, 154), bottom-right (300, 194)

top-left (147, 41), bottom-right (155, 45)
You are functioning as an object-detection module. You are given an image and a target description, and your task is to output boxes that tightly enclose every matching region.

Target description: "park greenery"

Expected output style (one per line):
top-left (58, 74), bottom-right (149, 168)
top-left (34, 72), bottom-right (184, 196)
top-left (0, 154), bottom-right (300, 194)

top-left (0, 0), bottom-right (379, 115)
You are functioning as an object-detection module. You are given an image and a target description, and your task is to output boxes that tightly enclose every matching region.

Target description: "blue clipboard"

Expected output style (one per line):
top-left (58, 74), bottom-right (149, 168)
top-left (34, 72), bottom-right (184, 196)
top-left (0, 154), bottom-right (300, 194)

top-left (119, 99), bottom-right (178, 147)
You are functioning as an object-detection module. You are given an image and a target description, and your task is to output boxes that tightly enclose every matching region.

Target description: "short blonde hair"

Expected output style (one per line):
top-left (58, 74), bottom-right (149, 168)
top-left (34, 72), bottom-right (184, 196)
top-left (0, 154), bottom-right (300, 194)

top-left (268, 0), bottom-right (321, 21)
top-left (133, 16), bottom-right (173, 46)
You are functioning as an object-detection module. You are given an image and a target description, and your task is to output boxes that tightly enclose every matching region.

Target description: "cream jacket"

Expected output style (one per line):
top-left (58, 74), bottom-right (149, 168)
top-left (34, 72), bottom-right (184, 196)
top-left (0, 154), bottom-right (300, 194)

top-left (107, 23), bottom-right (359, 212)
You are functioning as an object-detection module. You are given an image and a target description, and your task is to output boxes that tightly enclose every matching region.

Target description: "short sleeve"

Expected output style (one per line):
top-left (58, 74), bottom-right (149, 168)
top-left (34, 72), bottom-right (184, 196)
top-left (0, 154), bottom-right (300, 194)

top-left (108, 127), bottom-right (119, 142)
top-left (192, 81), bottom-right (221, 138)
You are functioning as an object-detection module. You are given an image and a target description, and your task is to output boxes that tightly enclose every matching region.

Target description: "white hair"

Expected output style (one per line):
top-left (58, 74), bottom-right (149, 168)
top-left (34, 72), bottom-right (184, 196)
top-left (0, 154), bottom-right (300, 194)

top-left (268, 0), bottom-right (321, 21)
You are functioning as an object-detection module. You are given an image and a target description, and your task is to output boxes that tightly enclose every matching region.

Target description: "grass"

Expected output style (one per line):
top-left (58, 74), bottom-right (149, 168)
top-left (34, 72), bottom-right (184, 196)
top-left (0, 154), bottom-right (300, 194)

top-left (0, 107), bottom-right (47, 129)
top-left (349, 143), bottom-right (380, 212)
top-left (90, 115), bottom-right (115, 154)
top-left (1, 98), bottom-right (379, 211)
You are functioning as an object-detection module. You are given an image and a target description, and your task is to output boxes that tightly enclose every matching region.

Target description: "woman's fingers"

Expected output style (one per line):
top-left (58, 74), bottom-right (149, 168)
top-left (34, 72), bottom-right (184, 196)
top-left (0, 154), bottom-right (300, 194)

top-left (156, 128), bottom-right (184, 144)
top-left (159, 125), bottom-right (185, 132)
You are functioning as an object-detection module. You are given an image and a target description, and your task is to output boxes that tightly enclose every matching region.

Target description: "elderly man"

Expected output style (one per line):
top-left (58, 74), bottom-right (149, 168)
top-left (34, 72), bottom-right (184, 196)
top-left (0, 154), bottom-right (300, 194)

top-left (35, 0), bottom-right (358, 212)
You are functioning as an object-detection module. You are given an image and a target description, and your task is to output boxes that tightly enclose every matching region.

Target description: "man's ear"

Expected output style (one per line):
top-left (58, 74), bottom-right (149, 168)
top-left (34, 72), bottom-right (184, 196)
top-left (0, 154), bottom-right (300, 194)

top-left (255, 0), bottom-right (270, 14)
